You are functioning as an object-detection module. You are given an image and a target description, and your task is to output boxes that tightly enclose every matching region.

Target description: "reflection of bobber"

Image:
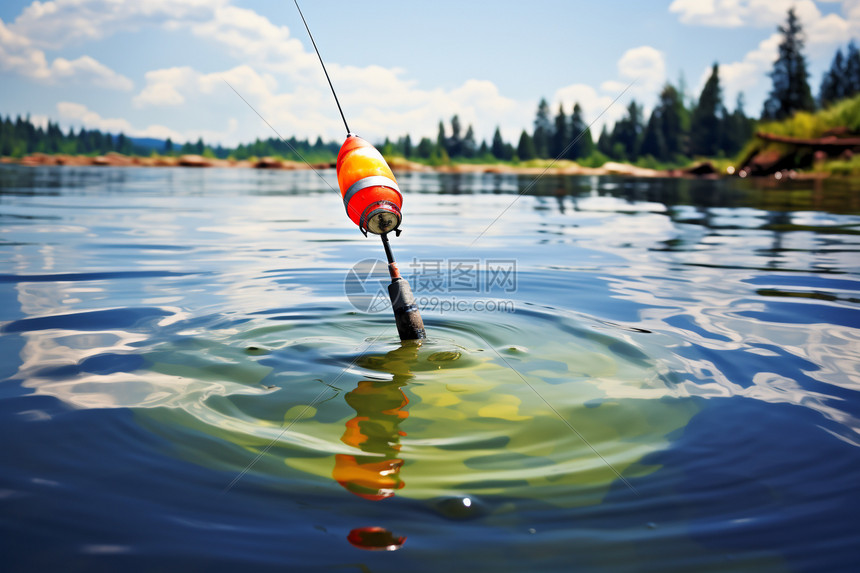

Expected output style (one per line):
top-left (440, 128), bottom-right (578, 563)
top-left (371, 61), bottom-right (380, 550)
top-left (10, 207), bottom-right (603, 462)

top-left (332, 455), bottom-right (404, 501)
top-left (336, 135), bottom-right (403, 236)
top-left (332, 379), bottom-right (410, 500)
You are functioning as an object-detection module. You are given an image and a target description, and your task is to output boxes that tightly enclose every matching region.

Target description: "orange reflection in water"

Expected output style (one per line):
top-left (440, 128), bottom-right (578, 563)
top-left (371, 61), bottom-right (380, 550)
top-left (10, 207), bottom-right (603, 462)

top-left (333, 344), bottom-right (419, 502)
top-left (333, 345), bottom-right (418, 550)
top-left (346, 526), bottom-right (406, 551)
top-left (333, 378), bottom-right (410, 500)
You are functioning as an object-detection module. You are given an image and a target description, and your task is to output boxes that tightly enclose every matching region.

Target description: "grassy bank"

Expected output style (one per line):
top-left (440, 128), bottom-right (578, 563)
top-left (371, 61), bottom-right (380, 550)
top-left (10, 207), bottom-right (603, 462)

top-left (738, 95), bottom-right (860, 176)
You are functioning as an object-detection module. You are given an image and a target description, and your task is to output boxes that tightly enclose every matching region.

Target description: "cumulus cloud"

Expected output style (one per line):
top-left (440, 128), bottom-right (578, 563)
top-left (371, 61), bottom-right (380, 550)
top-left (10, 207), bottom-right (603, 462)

top-left (2, 0), bottom-right (616, 144)
top-left (614, 46), bottom-right (665, 94)
top-left (188, 4), bottom-right (317, 78)
top-left (676, 0), bottom-right (858, 111)
top-left (848, 0), bottom-right (860, 22)
top-left (7, 0), bottom-right (528, 144)
top-left (57, 101), bottom-right (135, 133)
top-left (23, 0), bottom-right (858, 148)
top-left (134, 67), bottom-right (197, 107)
top-left (806, 12), bottom-right (855, 56)
top-left (710, 33), bottom-right (781, 103)
top-left (595, 45), bottom-right (666, 121)
top-left (57, 101), bottom-right (192, 141)
top-left (0, 18), bottom-right (132, 90)
top-left (50, 55), bottom-right (133, 90)
top-left (669, 0), bottom-right (822, 28)
top-left (10, 0), bottom-right (222, 50)
top-left (548, 47), bottom-right (667, 138)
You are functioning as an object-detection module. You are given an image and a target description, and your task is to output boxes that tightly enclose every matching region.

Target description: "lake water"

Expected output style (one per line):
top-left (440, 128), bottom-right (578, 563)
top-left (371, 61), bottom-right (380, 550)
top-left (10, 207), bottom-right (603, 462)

top-left (1, 165), bottom-right (859, 572)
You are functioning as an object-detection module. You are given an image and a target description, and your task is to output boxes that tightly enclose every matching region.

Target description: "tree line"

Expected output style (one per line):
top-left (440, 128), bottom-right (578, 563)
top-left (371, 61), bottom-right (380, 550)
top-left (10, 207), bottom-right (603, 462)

top-left (382, 8), bottom-right (859, 166)
top-left (2, 8), bottom-right (857, 166)
top-left (0, 115), bottom-right (143, 157)
top-left (0, 114), bottom-right (335, 163)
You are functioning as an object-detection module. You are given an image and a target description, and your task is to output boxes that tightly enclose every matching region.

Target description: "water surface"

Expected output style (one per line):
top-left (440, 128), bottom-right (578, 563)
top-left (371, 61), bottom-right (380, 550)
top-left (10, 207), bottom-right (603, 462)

top-left (1, 165), bottom-right (859, 572)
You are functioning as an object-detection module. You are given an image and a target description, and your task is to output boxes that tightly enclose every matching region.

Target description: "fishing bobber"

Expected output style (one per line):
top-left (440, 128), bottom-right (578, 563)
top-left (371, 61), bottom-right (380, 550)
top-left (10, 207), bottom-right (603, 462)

top-left (336, 135), bottom-right (403, 235)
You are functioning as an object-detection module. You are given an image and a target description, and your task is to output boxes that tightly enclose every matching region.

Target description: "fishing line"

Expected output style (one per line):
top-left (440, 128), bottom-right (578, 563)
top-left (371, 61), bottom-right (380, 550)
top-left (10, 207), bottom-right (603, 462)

top-left (469, 326), bottom-right (642, 498)
top-left (222, 78), bottom-right (339, 196)
top-left (469, 79), bottom-right (639, 246)
top-left (293, 0), bottom-right (350, 135)
top-left (223, 78), bottom-right (370, 225)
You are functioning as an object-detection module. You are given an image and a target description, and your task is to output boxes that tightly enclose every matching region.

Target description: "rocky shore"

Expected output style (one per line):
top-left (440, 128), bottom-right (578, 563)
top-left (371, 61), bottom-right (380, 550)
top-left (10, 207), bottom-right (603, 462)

top-left (2, 151), bottom-right (831, 180)
top-left (1, 152), bottom-right (327, 170)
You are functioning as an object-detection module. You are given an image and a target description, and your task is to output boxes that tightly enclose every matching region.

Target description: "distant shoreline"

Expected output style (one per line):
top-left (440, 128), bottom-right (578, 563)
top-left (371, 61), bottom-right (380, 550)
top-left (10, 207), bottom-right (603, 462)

top-left (0, 152), bottom-right (830, 180)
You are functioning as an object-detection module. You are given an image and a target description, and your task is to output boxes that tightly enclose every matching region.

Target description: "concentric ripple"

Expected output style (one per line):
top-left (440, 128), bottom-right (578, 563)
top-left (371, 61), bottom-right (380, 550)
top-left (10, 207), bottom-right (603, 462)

top-left (9, 301), bottom-right (702, 508)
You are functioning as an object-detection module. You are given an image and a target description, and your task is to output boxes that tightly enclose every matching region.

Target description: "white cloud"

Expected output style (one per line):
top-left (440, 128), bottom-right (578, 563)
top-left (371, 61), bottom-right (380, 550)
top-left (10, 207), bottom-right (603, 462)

top-left (11, 0), bottom-right (222, 50)
top-left (711, 33), bottom-right (781, 103)
top-left (188, 4), bottom-right (316, 78)
top-left (58, 101), bottom-right (135, 133)
top-left (669, 0), bottom-right (744, 27)
top-left (595, 45), bottom-right (666, 122)
top-left (618, 46), bottom-right (666, 95)
top-left (50, 55), bottom-right (133, 90)
top-left (29, 114), bottom-right (49, 129)
top-left (132, 58), bottom-right (528, 144)
top-left (550, 47), bottom-right (666, 137)
top-left (848, 0), bottom-right (860, 22)
top-left (134, 67), bottom-right (196, 107)
top-left (806, 13), bottom-right (853, 55)
top-left (9, 0), bottom-right (528, 144)
top-left (0, 18), bottom-right (132, 90)
top-left (669, 0), bottom-right (823, 28)
top-left (677, 0), bottom-right (859, 110)
top-left (1, 1), bottom-right (590, 145)
top-left (57, 101), bottom-right (185, 141)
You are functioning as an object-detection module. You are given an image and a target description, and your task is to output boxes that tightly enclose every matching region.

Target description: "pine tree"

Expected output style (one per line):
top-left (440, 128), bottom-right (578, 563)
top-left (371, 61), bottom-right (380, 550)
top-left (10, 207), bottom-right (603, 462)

top-left (417, 137), bottom-right (433, 159)
top-left (596, 125), bottom-right (613, 157)
top-left (761, 7), bottom-right (815, 120)
top-left (77, 128), bottom-right (89, 154)
top-left (491, 127), bottom-right (506, 159)
top-left (532, 98), bottom-right (552, 158)
top-left (517, 130), bottom-right (537, 160)
top-left (447, 115), bottom-right (462, 157)
top-left (846, 40), bottom-right (860, 98)
top-left (690, 64), bottom-right (724, 157)
top-left (46, 121), bottom-right (62, 153)
top-left (0, 116), bottom-right (12, 156)
top-left (567, 103), bottom-right (594, 160)
top-left (381, 137), bottom-right (395, 157)
top-left (722, 93), bottom-right (754, 157)
top-left (403, 134), bottom-right (412, 158)
top-left (551, 103), bottom-right (568, 158)
top-left (436, 121), bottom-right (446, 157)
top-left (462, 125), bottom-right (476, 158)
top-left (819, 48), bottom-right (846, 107)
top-left (640, 110), bottom-right (667, 160)
top-left (656, 84), bottom-right (687, 159)
top-left (610, 100), bottom-right (644, 160)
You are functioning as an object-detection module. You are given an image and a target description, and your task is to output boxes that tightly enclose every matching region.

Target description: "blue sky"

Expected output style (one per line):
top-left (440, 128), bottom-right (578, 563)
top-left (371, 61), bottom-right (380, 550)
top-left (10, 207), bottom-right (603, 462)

top-left (1, 0), bottom-right (858, 147)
